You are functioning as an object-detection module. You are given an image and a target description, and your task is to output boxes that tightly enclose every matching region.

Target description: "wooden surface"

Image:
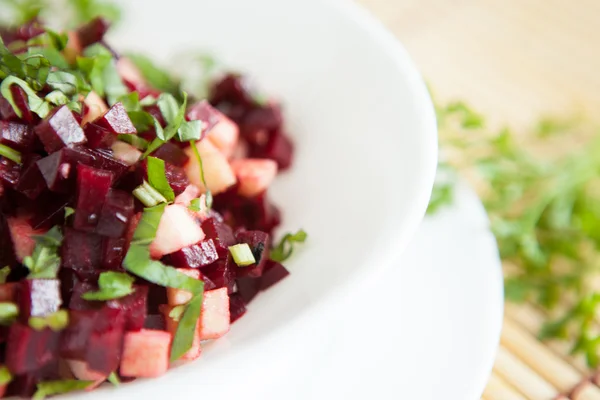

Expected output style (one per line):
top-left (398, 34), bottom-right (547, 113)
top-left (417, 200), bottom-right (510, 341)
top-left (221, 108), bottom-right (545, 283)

top-left (357, 0), bottom-right (600, 399)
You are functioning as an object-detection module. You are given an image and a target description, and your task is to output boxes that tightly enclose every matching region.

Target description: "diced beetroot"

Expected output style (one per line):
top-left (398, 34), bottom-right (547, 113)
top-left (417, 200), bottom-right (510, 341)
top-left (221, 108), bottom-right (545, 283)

top-left (199, 287), bottom-right (230, 340)
top-left (250, 130), bottom-right (294, 170)
top-left (186, 100), bottom-right (221, 131)
top-left (81, 91), bottom-right (109, 127)
top-left (94, 102), bottom-right (137, 135)
top-left (73, 164), bottom-right (114, 232)
top-left (151, 142), bottom-right (189, 167)
top-left (234, 230), bottom-right (271, 278)
top-left (149, 204), bottom-right (205, 259)
top-left (241, 104), bottom-right (283, 139)
top-left (164, 163), bottom-right (189, 196)
top-left (202, 256), bottom-right (235, 294)
top-left (111, 141), bottom-right (142, 166)
top-left (68, 280), bottom-right (101, 311)
top-left (6, 323), bottom-right (60, 374)
top-left (6, 359), bottom-right (61, 398)
top-left (96, 190), bottom-right (134, 238)
top-left (260, 260), bottom-right (290, 290)
top-left (0, 283), bottom-right (16, 302)
top-left (200, 273), bottom-right (217, 291)
top-left (17, 279), bottom-right (61, 320)
top-left (236, 277), bottom-right (261, 304)
top-left (144, 314), bottom-right (166, 330)
top-left (58, 268), bottom-right (77, 306)
top-left (59, 309), bottom-right (97, 360)
top-left (164, 239), bottom-right (219, 270)
top-left (28, 194), bottom-right (71, 230)
top-left (230, 159), bottom-right (277, 197)
top-left (7, 216), bottom-right (45, 262)
top-left (0, 214), bottom-right (16, 268)
top-left (61, 228), bottom-right (104, 280)
top-left (0, 157), bottom-right (21, 188)
top-left (228, 293), bottom-right (247, 323)
top-left (35, 105), bottom-right (86, 153)
top-left (201, 218), bottom-right (236, 257)
top-left (0, 121), bottom-right (34, 151)
top-left (166, 269), bottom-right (199, 306)
top-left (213, 190), bottom-right (281, 235)
top-left (76, 17), bottom-right (110, 48)
top-left (15, 155), bottom-right (46, 199)
top-left (107, 285), bottom-right (148, 331)
top-left (161, 305), bottom-right (201, 361)
top-left (84, 123), bottom-right (115, 149)
top-left (146, 283), bottom-right (168, 315)
top-left (67, 359), bottom-right (106, 382)
top-left (86, 306), bottom-right (125, 375)
top-left (210, 74), bottom-right (255, 108)
top-left (37, 146), bottom-right (128, 193)
top-left (184, 140), bottom-right (236, 194)
top-left (102, 236), bottom-right (127, 271)
top-left (0, 85), bottom-right (34, 123)
top-left (120, 330), bottom-right (172, 377)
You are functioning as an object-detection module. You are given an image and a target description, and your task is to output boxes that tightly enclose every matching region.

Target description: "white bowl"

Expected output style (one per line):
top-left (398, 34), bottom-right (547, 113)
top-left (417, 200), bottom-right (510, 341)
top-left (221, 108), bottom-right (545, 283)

top-left (88, 0), bottom-right (437, 397)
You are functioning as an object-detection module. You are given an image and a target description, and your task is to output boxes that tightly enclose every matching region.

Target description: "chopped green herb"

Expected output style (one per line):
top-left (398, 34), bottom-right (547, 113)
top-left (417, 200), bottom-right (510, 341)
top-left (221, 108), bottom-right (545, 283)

top-left (169, 304), bottom-right (186, 322)
top-left (157, 92), bottom-right (187, 141)
top-left (46, 71), bottom-right (78, 95)
top-left (64, 207), bottom-right (75, 219)
top-left (127, 110), bottom-right (155, 132)
top-left (270, 229), bottom-right (307, 263)
top-left (133, 180), bottom-right (169, 207)
top-left (23, 226), bottom-right (63, 279)
top-left (0, 302), bottom-right (19, 325)
top-left (33, 379), bottom-right (94, 400)
top-left (82, 271), bottom-right (135, 301)
top-left (0, 266), bottom-right (10, 284)
top-left (147, 156), bottom-right (175, 202)
top-left (177, 120), bottom-right (204, 142)
top-left (118, 133), bottom-right (149, 150)
top-left (0, 75), bottom-right (50, 118)
top-left (127, 54), bottom-right (181, 95)
top-left (131, 203), bottom-right (165, 245)
top-left (188, 197), bottom-right (205, 213)
top-left (229, 244), bottom-right (256, 267)
top-left (66, 0), bottom-right (121, 25)
top-left (170, 293), bottom-right (203, 362)
top-left (0, 143), bottom-right (22, 164)
top-left (189, 140), bottom-right (212, 209)
top-left (44, 90), bottom-right (69, 106)
top-left (0, 365), bottom-right (12, 386)
top-left (29, 309), bottom-right (69, 331)
top-left (107, 371), bottom-right (120, 386)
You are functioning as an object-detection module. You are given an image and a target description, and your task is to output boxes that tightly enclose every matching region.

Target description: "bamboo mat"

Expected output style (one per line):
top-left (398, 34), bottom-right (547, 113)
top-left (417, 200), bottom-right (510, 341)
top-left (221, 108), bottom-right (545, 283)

top-left (357, 0), bottom-right (600, 399)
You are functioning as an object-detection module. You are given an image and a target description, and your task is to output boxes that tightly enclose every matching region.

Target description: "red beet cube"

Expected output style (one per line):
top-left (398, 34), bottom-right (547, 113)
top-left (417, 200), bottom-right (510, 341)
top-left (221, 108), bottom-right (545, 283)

top-left (6, 323), bottom-right (60, 374)
top-left (202, 256), bottom-right (236, 294)
top-left (0, 85), bottom-right (33, 123)
top-left (164, 239), bottom-right (219, 269)
top-left (36, 147), bottom-right (92, 193)
top-left (210, 74), bottom-right (255, 107)
top-left (0, 213), bottom-right (17, 268)
top-left (201, 218), bottom-right (236, 257)
top-left (260, 260), bottom-right (290, 290)
top-left (0, 283), bottom-right (16, 302)
top-left (107, 285), bottom-right (149, 331)
top-left (0, 157), bottom-right (21, 188)
top-left (241, 104), bottom-right (283, 141)
top-left (28, 195), bottom-right (71, 230)
top-left (35, 105), bottom-right (86, 153)
top-left (59, 309), bottom-right (98, 360)
top-left (102, 236), bottom-right (127, 271)
top-left (96, 190), bottom-right (134, 238)
top-left (17, 279), bottom-right (62, 320)
top-left (84, 123), bottom-right (116, 149)
top-left (61, 228), bottom-right (104, 280)
top-left (73, 164), bottom-right (114, 232)
top-left (186, 100), bottom-right (221, 133)
top-left (15, 154), bottom-right (45, 199)
top-left (94, 102), bottom-right (137, 135)
top-left (151, 142), bottom-right (189, 167)
top-left (6, 359), bottom-right (61, 398)
top-left (0, 121), bottom-right (34, 151)
top-left (144, 314), bottom-right (166, 330)
top-left (76, 17), bottom-right (110, 48)
top-left (236, 276), bottom-right (261, 304)
top-left (68, 280), bottom-right (102, 311)
top-left (234, 230), bottom-right (271, 278)
top-left (86, 307), bottom-right (125, 375)
top-left (228, 293), bottom-right (247, 323)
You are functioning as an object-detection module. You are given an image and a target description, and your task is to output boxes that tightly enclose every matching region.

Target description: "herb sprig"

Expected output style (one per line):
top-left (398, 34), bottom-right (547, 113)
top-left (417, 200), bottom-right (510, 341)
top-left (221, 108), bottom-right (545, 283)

top-left (430, 99), bottom-right (600, 367)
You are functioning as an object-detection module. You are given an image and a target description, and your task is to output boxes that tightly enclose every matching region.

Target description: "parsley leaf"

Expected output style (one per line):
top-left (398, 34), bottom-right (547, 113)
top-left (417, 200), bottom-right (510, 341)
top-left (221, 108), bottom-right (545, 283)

top-left (0, 366), bottom-right (12, 386)
top-left (107, 371), bottom-right (120, 386)
top-left (29, 309), bottom-right (69, 331)
top-left (82, 271), bottom-right (135, 301)
top-left (170, 293), bottom-right (203, 362)
top-left (189, 140), bottom-right (212, 209)
top-left (0, 302), bottom-right (19, 325)
top-left (0, 75), bottom-right (50, 118)
top-left (270, 229), bottom-right (307, 262)
top-left (157, 92), bottom-right (187, 141)
top-left (33, 379), bottom-right (94, 400)
top-left (146, 156), bottom-right (175, 202)
top-left (0, 266), bottom-right (10, 284)
top-left (126, 54), bottom-right (181, 95)
top-left (23, 226), bottom-right (63, 279)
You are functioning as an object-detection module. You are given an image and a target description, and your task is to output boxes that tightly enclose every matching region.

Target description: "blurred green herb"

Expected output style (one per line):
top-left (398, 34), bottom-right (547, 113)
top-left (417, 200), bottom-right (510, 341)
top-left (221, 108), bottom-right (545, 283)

top-left (429, 97), bottom-right (600, 367)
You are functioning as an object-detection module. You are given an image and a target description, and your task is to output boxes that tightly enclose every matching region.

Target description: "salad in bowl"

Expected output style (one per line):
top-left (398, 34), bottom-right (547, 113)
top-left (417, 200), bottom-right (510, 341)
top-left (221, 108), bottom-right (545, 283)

top-left (0, 8), bottom-right (304, 399)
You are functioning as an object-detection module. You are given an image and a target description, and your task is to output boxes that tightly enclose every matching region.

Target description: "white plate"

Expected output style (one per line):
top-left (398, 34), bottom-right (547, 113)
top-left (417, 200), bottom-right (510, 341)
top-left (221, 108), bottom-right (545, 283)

top-left (78, 0), bottom-right (441, 398)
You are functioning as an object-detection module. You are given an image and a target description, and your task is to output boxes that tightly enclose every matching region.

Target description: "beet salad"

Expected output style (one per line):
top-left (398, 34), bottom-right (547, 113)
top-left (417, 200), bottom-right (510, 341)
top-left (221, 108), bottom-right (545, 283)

top-left (0, 12), bottom-right (306, 399)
